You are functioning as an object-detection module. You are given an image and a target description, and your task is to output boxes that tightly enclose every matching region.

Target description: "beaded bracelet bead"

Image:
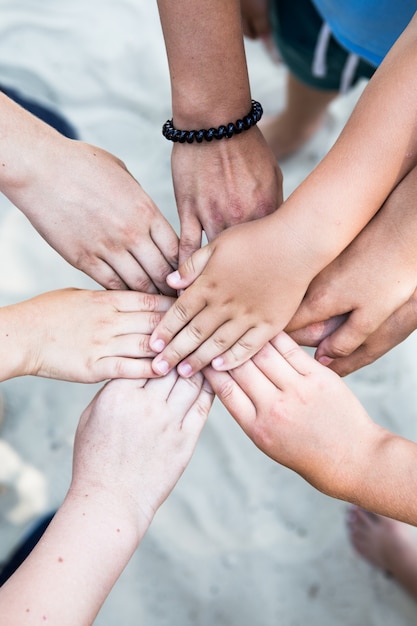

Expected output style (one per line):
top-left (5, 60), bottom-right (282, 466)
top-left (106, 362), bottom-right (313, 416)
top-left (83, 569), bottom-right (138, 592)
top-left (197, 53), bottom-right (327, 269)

top-left (162, 99), bottom-right (263, 144)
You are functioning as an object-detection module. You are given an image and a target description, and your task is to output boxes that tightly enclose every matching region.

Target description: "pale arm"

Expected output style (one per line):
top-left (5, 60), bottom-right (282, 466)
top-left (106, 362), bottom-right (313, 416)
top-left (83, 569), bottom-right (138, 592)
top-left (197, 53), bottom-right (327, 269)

top-left (0, 373), bottom-right (213, 625)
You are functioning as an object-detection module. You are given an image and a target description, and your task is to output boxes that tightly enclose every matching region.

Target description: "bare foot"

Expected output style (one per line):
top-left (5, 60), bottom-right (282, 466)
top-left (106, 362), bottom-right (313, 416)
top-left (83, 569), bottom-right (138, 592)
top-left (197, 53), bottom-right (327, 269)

top-left (259, 72), bottom-right (338, 160)
top-left (347, 505), bottom-right (417, 599)
top-left (259, 110), bottom-right (328, 160)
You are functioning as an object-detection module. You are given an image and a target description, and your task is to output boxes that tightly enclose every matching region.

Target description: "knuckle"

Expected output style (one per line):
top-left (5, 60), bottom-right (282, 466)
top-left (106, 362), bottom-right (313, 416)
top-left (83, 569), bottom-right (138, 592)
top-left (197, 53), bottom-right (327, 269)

top-left (148, 312), bottom-right (163, 331)
top-left (173, 300), bottom-right (191, 324)
top-left (187, 323), bottom-right (204, 343)
top-left (106, 275), bottom-right (126, 290)
top-left (215, 379), bottom-right (236, 402)
top-left (131, 276), bottom-right (155, 294)
top-left (137, 335), bottom-right (153, 356)
top-left (212, 333), bottom-right (229, 351)
top-left (140, 293), bottom-right (160, 311)
top-left (236, 335), bottom-right (256, 352)
top-left (328, 340), bottom-right (356, 359)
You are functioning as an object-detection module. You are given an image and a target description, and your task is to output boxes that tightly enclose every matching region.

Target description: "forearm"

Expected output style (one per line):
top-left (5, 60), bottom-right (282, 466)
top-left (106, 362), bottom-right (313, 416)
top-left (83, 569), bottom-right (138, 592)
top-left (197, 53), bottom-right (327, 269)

top-left (343, 430), bottom-right (417, 526)
top-left (273, 12), bottom-right (417, 274)
top-left (0, 489), bottom-right (147, 626)
top-left (0, 92), bottom-right (63, 203)
top-left (157, 0), bottom-right (251, 125)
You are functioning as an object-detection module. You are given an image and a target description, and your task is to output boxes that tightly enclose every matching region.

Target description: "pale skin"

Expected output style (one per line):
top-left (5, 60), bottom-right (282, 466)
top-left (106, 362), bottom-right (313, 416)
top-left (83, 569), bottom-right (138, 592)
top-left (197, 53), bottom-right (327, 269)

top-left (347, 506), bottom-right (417, 600)
top-left (0, 288), bottom-right (175, 383)
top-left (0, 92), bottom-right (178, 294)
top-left (0, 372), bottom-right (213, 626)
top-left (157, 0), bottom-right (282, 266)
top-left (150, 12), bottom-right (417, 377)
top-left (286, 163), bottom-right (417, 376)
top-left (205, 332), bottom-right (417, 525)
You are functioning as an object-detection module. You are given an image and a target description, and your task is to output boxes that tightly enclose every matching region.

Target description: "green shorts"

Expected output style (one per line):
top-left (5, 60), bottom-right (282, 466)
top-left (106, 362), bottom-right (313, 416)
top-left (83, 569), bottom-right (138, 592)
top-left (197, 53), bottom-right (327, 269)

top-left (270, 0), bottom-right (376, 92)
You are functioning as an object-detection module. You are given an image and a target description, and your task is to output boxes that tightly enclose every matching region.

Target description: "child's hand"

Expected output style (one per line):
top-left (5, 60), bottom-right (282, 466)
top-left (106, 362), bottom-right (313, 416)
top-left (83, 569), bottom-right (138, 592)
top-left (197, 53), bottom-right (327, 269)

top-left (72, 371), bottom-right (213, 529)
top-left (1, 288), bottom-right (175, 383)
top-left (204, 332), bottom-right (383, 502)
top-left (150, 214), bottom-right (312, 377)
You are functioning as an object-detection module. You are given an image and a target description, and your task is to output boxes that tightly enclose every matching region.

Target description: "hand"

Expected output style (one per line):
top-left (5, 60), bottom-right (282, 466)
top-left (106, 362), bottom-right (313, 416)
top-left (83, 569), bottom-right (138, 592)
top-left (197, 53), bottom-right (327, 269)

top-left (0, 288), bottom-right (175, 383)
top-left (290, 293), bottom-right (417, 376)
top-left (72, 371), bottom-right (214, 527)
top-left (240, 0), bottom-right (271, 39)
top-left (286, 165), bottom-right (417, 373)
top-left (6, 138), bottom-right (179, 293)
top-left (204, 332), bottom-right (382, 501)
top-left (150, 213), bottom-right (314, 376)
top-left (0, 372), bottom-right (213, 625)
top-left (172, 127), bottom-right (282, 264)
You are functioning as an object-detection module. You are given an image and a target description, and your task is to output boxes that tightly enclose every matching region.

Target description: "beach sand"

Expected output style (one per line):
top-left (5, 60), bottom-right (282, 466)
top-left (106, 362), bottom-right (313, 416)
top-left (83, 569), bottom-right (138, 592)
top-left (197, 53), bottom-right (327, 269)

top-left (1, 2), bottom-right (417, 624)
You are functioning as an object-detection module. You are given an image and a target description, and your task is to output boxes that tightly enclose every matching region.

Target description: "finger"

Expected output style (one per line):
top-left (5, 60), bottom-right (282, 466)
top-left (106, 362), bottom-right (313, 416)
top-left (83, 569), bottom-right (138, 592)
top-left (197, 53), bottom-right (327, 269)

top-left (288, 315), bottom-right (348, 347)
top-left (109, 291), bottom-right (175, 314)
top-left (178, 214), bottom-right (203, 266)
top-left (129, 240), bottom-right (178, 296)
top-left (315, 309), bottom-right (384, 364)
top-left (162, 372), bottom-right (214, 430)
top-left (269, 332), bottom-right (317, 376)
top-left (112, 312), bottom-right (168, 337)
top-left (204, 365), bottom-right (257, 431)
top-left (285, 292), bottom-right (347, 333)
top-left (181, 376), bottom-right (215, 436)
top-left (103, 250), bottom-right (161, 294)
top-left (166, 243), bottom-right (214, 291)
top-left (141, 368), bottom-right (181, 400)
top-left (209, 324), bottom-right (275, 371)
top-left (150, 288), bottom-right (213, 362)
top-left (327, 302), bottom-right (417, 376)
top-left (108, 334), bottom-right (156, 358)
top-left (95, 357), bottom-right (160, 381)
top-left (165, 371), bottom-right (204, 407)
top-left (173, 319), bottom-right (257, 377)
top-left (149, 211), bottom-right (179, 270)
top-left (80, 258), bottom-right (129, 290)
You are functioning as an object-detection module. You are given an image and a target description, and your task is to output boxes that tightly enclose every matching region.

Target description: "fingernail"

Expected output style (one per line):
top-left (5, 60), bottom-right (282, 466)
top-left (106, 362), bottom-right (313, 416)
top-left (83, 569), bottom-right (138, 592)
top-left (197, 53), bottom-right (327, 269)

top-left (178, 362), bottom-right (193, 377)
top-left (168, 270), bottom-right (181, 286)
top-left (318, 355), bottom-right (334, 366)
top-left (212, 356), bottom-right (224, 370)
top-left (151, 339), bottom-right (165, 352)
top-left (154, 359), bottom-right (169, 375)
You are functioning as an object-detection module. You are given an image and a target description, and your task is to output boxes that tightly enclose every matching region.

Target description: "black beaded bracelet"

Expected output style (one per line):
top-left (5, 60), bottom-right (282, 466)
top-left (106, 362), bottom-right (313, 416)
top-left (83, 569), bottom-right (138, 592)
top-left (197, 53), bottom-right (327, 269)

top-left (162, 99), bottom-right (263, 144)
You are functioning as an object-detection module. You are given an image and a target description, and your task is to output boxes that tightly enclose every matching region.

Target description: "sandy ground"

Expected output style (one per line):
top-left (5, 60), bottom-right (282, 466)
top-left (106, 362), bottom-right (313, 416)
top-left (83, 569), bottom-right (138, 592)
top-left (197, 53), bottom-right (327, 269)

top-left (1, 1), bottom-right (417, 624)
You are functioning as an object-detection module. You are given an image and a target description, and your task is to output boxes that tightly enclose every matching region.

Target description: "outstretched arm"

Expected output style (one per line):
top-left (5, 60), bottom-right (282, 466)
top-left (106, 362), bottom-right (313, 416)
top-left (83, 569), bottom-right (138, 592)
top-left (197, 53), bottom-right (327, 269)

top-left (0, 92), bottom-right (178, 293)
top-left (157, 0), bottom-right (282, 264)
top-left (0, 373), bottom-right (213, 625)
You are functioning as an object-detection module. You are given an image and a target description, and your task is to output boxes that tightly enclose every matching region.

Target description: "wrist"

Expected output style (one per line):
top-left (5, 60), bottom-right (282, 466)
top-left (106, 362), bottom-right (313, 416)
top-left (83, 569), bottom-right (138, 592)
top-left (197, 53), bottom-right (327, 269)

top-left (68, 478), bottom-right (153, 544)
top-left (0, 302), bottom-right (32, 381)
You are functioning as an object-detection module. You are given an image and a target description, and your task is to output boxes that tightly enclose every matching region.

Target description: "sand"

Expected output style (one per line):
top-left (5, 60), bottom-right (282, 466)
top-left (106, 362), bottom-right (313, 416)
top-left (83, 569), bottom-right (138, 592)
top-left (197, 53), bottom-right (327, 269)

top-left (1, 1), bottom-right (417, 624)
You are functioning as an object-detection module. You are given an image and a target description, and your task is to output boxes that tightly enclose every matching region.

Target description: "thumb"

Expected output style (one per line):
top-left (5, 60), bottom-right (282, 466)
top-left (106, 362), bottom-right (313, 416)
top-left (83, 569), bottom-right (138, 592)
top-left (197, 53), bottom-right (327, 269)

top-left (167, 242), bottom-right (214, 290)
